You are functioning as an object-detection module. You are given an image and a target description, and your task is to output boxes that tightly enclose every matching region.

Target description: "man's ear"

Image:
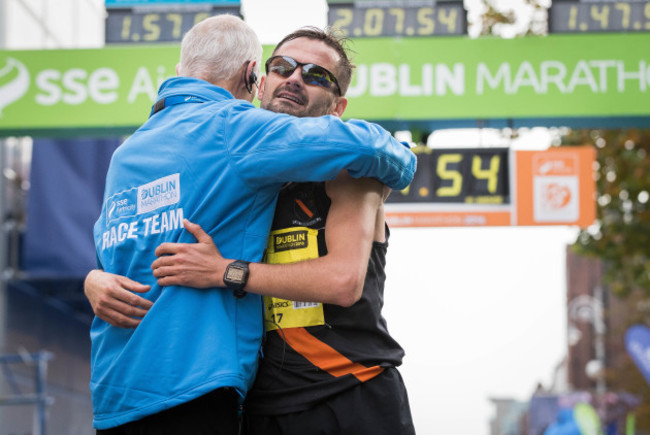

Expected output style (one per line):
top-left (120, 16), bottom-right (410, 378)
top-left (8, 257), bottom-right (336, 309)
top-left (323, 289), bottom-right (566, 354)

top-left (329, 97), bottom-right (348, 118)
top-left (175, 63), bottom-right (181, 76)
top-left (257, 75), bottom-right (266, 101)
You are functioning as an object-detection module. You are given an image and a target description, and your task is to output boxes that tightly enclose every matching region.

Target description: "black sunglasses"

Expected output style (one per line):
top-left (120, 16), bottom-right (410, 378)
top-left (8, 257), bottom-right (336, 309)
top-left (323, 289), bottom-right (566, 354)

top-left (265, 55), bottom-right (341, 96)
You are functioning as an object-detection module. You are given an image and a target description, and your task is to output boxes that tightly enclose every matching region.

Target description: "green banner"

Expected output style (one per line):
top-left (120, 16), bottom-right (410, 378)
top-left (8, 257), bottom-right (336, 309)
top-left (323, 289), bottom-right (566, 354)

top-left (346, 33), bottom-right (650, 122)
top-left (1, 33), bottom-right (649, 135)
top-left (0, 45), bottom-right (179, 134)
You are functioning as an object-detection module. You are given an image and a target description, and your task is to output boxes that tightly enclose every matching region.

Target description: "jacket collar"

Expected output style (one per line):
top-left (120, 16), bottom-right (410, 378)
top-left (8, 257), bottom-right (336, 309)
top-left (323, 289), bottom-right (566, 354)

top-left (157, 76), bottom-right (236, 102)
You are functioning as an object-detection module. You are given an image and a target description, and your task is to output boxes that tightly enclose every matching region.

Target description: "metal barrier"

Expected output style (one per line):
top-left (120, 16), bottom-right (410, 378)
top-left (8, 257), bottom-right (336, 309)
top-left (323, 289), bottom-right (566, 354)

top-left (0, 351), bottom-right (54, 435)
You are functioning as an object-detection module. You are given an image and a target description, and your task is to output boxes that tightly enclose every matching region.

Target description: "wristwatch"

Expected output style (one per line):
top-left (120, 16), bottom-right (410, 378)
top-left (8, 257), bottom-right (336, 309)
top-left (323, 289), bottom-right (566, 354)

top-left (223, 260), bottom-right (250, 298)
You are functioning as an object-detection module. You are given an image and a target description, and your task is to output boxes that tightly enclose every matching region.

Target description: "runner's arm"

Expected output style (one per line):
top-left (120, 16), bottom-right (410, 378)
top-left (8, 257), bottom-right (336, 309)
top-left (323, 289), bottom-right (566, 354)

top-left (152, 171), bottom-right (382, 307)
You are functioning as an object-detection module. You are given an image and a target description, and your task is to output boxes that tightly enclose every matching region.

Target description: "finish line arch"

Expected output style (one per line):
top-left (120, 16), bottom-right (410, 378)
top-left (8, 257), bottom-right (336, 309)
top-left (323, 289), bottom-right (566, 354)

top-left (2, 33), bottom-right (647, 228)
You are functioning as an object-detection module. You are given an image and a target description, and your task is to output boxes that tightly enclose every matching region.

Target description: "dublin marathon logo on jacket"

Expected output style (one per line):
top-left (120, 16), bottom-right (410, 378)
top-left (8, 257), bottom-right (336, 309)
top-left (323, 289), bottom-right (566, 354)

top-left (101, 173), bottom-right (183, 251)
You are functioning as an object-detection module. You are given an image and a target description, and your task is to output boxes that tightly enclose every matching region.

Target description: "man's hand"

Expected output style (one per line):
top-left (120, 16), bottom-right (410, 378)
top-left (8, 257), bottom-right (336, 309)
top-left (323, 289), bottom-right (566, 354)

top-left (84, 269), bottom-right (152, 328)
top-left (152, 219), bottom-right (229, 288)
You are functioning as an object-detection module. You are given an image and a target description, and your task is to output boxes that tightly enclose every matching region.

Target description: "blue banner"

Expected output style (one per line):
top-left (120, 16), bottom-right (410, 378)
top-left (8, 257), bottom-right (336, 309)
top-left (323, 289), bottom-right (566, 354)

top-left (22, 138), bottom-right (121, 277)
top-left (625, 325), bottom-right (650, 386)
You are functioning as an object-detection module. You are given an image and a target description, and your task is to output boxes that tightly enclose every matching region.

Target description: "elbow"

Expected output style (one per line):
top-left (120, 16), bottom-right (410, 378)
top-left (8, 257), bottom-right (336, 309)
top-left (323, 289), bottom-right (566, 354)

top-left (333, 271), bottom-right (364, 308)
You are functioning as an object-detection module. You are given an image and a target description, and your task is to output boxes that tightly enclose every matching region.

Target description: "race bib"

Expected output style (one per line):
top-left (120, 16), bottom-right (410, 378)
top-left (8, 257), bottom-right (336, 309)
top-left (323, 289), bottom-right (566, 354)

top-left (264, 227), bottom-right (324, 331)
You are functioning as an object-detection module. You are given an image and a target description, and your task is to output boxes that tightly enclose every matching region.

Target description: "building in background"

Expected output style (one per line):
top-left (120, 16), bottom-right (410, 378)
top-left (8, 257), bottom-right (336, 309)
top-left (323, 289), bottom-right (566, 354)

top-left (520, 249), bottom-right (644, 434)
top-left (566, 248), bottom-right (607, 392)
top-left (490, 247), bottom-right (646, 435)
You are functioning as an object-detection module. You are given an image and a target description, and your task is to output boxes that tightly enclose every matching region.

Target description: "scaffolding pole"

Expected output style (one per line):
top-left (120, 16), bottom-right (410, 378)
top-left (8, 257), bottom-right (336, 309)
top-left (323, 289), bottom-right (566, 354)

top-left (0, 351), bottom-right (54, 435)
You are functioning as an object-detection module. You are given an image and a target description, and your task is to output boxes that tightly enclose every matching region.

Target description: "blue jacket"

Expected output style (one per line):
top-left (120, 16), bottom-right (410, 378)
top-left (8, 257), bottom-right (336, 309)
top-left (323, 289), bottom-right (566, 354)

top-left (91, 77), bottom-right (415, 429)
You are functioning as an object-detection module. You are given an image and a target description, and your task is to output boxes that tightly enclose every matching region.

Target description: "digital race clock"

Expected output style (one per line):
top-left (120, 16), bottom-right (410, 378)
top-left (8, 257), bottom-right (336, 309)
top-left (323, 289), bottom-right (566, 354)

top-left (105, 5), bottom-right (240, 44)
top-left (327, 1), bottom-right (467, 38)
top-left (387, 148), bottom-right (510, 204)
top-left (549, 0), bottom-right (650, 33)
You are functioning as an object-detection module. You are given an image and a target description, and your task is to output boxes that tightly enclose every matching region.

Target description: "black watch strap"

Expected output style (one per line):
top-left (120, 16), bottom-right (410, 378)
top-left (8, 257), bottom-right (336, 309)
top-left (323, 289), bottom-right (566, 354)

top-left (223, 260), bottom-right (250, 298)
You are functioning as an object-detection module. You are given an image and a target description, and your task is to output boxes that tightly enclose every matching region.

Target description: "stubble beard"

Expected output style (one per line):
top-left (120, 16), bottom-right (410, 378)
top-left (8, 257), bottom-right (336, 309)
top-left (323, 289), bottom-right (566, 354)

top-left (262, 94), bottom-right (331, 118)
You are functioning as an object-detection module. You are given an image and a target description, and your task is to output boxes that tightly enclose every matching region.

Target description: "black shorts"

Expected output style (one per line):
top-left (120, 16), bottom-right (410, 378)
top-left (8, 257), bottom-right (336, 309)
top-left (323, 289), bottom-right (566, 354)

top-left (243, 368), bottom-right (415, 435)
top-left (96, 388), bottom-right (239, 435)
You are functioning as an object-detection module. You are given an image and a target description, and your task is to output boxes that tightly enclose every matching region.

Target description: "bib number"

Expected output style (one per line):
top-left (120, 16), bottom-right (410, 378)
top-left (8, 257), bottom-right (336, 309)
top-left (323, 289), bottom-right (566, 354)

top-left (264, 227), bottom-right (324, 331)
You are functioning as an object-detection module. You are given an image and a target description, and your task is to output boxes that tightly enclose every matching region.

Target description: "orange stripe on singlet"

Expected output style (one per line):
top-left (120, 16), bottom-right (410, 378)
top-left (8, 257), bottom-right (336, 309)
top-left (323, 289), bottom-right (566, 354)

top-left (295, 199), bottom-right (314, 218)
top-left (280, 327), bottom-right (384, 382)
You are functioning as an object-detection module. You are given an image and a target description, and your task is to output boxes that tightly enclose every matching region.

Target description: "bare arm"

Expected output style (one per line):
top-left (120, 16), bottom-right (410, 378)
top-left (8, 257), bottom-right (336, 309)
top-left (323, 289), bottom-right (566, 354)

top-left (84, 269), bottom-right (153, 328)
top-left (152, 171), bottom-right (383, 307)
top-left (248, 172), bottom-right (382, 306)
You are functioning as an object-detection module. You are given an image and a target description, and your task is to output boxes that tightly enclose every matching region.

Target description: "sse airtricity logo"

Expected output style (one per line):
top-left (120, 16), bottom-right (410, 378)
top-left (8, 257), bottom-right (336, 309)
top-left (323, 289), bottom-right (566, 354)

top-left (0, 58), bottom-right (30, 117)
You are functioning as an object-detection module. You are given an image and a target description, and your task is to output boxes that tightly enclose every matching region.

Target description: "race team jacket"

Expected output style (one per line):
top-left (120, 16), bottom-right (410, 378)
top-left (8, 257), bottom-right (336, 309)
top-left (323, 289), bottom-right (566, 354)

top-left (90, 77), bottom-right (416, 429)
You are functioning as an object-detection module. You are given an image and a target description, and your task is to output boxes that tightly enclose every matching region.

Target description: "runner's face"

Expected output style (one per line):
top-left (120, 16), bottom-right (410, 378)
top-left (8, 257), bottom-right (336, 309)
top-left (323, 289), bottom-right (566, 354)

top-left (259, 38), bottom-right (342, 117)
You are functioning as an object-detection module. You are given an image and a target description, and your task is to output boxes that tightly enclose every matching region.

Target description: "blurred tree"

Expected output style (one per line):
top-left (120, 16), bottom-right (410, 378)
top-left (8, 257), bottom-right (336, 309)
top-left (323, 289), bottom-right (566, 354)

top-left (562, 130), bottom-right (650, 431)
top-left (474, 0), bottom-right (516, 36)
top-left (472, 0), bottom-right (548, 37)
top-left (562, 130), bottom-right (650, 297)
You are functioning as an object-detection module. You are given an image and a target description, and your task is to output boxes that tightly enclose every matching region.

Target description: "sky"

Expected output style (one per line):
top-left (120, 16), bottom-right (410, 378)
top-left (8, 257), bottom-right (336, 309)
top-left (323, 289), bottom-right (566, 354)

top-left (4, 0), bottom-right (580, 433)
top-left (385, 225), bottom-right (577, 433)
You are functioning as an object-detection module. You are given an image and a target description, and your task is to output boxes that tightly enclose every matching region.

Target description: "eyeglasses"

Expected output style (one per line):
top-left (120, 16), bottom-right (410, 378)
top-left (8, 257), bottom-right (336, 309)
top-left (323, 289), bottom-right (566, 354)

top-left (265, 55), bottom-right (341, 96)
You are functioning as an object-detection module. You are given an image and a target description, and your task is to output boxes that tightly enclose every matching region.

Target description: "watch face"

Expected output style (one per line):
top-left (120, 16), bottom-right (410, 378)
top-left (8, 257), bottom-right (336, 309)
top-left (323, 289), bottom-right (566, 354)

top-left (226, 266), bottom-right (246, 282)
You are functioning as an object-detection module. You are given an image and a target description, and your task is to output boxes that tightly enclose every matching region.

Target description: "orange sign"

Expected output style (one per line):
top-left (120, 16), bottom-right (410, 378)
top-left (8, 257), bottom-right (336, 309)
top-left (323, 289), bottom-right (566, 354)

top-left (386, 209), bottom-right (512, 227)
top-left (515, 146), bottom-right (596, 227)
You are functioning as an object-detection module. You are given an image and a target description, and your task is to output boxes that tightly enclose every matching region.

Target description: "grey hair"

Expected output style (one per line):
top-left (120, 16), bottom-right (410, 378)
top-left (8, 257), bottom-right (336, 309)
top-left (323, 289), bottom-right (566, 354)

top-left (179, 15), bottom-right (262, 84)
